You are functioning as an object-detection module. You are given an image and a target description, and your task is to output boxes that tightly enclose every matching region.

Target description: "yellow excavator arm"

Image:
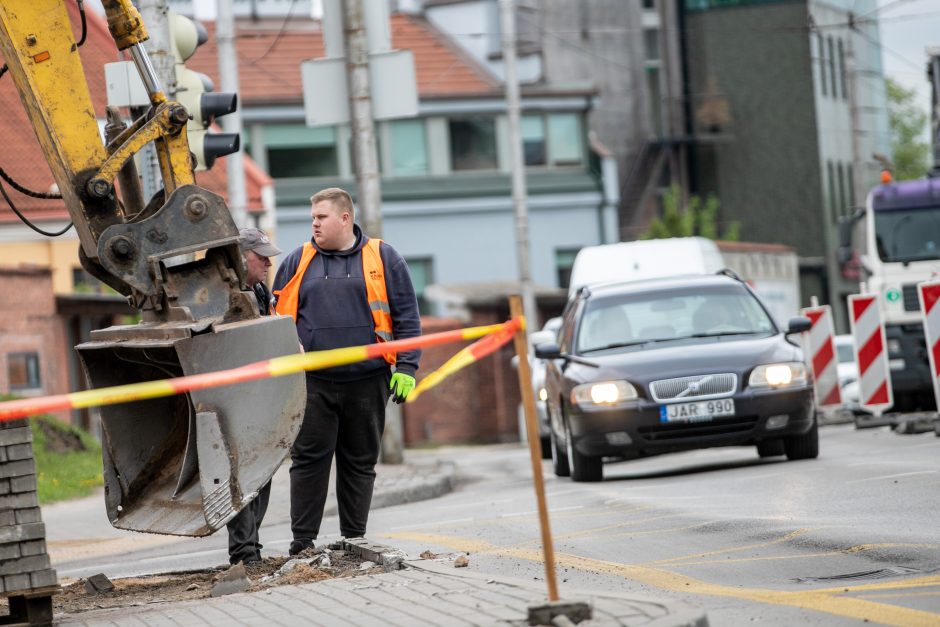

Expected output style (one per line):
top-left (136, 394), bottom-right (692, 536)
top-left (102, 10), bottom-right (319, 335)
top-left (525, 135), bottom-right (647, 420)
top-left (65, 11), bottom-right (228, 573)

top-left (0, 1), bottom-right (304, 536)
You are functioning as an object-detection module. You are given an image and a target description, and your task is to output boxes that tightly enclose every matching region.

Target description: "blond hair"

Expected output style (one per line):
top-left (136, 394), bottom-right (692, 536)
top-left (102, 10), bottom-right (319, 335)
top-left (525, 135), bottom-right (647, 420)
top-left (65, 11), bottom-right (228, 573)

top-left (311, 187), bottom-right (354, 220)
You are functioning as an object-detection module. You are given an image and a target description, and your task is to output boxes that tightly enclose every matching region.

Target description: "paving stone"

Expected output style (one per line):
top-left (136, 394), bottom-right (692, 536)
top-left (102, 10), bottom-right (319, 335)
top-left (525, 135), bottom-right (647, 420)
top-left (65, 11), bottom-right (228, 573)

top-left (0, 522), bottom-right (44, 544)
top-left (29, 568), bottom-right (58, 589)
top-left (9, 474), bottom-right (36, 494)
top-left (0, 553), bottom-right (49, 576)
top-left (0, 460), bottom-right (36, 480)
top-left (15, 507), bottom-right (42, 525)
top-left (5, 444), bottom-right (34, 462)
top-left (19, 539), bottom-right (46, 557)
top-left (3, 573), bottom-right (31, 592)
top-left (0, 424), bottom-right (31, 442)
top-left (0, 542), bottom-right (20, 561)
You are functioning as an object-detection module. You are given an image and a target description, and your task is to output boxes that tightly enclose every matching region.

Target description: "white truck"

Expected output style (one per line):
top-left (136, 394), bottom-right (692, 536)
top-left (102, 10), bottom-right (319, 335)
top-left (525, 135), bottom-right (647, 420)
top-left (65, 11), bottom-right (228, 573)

top-left (838, 176), bottom-right (940, 412)
top-left (568, 237), bottom-right (800, 326)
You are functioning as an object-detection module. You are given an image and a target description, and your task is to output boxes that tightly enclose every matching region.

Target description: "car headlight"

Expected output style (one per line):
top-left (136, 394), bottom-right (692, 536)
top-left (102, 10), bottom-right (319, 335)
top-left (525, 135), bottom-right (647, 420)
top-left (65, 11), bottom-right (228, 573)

top-left (571, 380), bottom-right (638, 406)
top-left (748, 362), bottom-right (807, 388)
top-left (538, 387), bottom-right (548, 402)
top-left (886, 338), bottom-right (901, 355)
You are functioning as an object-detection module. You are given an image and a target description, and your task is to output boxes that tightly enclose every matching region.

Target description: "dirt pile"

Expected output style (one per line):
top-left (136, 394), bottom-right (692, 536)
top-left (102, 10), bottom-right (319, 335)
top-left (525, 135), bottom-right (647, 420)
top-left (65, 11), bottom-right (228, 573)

top-left (55, 546), bottom-right (385, 615)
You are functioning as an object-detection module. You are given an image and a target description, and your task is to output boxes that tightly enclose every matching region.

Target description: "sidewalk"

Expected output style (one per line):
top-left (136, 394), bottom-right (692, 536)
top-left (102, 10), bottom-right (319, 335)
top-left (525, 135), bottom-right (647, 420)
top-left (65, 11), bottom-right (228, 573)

top-left (55, 557), bottom-right (707, 627)
top-left (45, 458), bottom-right (708, 626)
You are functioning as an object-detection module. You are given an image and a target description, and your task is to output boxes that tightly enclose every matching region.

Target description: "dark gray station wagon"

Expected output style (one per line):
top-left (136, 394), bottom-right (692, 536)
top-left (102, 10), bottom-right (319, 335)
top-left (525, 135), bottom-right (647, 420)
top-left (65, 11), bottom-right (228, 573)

top-left (536, 272), bottom-right (817, 482)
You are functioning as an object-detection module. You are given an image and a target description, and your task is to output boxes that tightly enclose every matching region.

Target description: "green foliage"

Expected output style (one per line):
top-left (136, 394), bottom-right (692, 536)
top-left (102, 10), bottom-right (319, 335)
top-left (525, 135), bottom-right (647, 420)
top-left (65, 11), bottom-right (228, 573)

top-left (30, 416), bottom-right (103, 504)
top-left (641, 185), bottom-right (740, 241)
top-left (886, 78), bottom-right (930, 181)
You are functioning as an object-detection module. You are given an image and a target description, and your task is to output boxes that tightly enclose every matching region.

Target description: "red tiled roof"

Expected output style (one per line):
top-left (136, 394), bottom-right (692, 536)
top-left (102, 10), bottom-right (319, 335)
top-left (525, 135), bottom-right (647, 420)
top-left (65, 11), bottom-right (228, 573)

top-left (188, 13), bottom-right (497, 106)
top-left (0, 2), bottom-right (268, 225)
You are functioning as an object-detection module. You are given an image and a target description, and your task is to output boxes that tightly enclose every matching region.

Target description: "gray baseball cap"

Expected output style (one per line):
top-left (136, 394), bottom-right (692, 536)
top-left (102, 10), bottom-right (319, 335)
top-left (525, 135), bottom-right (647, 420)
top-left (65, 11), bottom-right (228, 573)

top-left (239, 228), bottom-right (282, 258)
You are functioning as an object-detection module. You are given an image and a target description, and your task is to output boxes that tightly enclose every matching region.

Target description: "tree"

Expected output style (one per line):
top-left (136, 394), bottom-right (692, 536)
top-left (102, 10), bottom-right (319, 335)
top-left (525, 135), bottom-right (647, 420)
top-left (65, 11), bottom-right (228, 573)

top-left (641, 185), bottom-right (740, 241)
top-left (886, 77), bottom-right (930, 181)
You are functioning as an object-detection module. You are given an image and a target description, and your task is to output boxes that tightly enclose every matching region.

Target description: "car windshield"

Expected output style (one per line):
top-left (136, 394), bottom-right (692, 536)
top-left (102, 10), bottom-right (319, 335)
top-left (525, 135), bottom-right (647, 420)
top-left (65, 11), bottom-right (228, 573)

top-left (874, 206), bottom-right (940, 263)
top-left (577, 287), bottom-right (775, 354)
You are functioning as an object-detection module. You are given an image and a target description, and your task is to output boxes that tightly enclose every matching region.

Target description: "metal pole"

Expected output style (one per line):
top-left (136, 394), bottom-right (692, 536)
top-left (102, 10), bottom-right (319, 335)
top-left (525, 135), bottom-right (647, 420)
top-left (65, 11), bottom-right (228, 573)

top-left (342, 0), bottom-right (383, 238)
top-left (509, 295), bottom-right (559, 602)
top-left (137, 0), bottom-right (174, 201)
top-left (500, 0), bottom-right (538, 332)
top-left (217, 0), bottom-right (248, 228)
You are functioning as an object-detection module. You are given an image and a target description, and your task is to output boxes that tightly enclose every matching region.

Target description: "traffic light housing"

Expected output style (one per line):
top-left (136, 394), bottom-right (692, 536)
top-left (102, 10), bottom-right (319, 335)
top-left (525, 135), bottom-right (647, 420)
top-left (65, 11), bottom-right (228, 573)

top-left (168, 11), bottom-right (240, 171)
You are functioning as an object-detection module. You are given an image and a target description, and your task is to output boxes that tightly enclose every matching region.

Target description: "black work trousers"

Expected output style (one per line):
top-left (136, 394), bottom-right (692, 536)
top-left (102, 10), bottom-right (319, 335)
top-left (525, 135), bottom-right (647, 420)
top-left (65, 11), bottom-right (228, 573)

top-left (290, 370), bottom-right (390, 541)
top-left (226, 480), bottom-right (271, 564)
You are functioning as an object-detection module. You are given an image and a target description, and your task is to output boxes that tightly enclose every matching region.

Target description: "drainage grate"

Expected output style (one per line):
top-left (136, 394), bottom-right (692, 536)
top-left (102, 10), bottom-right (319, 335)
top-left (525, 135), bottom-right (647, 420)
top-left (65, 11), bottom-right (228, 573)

top-left (794, 567), bottom-right (921, 583)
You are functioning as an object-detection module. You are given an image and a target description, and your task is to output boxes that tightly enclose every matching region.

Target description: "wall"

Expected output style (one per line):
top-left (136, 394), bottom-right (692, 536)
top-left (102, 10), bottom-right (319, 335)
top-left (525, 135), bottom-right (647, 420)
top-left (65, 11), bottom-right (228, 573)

top-left (0, 267), bottom-right (70, 423)
top-left (403, 314), bottom-right (521, 445)
top-left (0, 236), bottom-right (81, 294)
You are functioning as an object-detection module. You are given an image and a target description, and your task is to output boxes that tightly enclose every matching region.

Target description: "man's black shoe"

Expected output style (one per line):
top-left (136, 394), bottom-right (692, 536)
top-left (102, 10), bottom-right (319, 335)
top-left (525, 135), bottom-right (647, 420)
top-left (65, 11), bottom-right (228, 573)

top-left (289, 539), bottom-right (314, 556)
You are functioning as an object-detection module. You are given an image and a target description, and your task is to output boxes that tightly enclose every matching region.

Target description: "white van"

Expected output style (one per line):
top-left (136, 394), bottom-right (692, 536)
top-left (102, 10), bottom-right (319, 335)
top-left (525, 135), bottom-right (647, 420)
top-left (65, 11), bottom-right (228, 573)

top-left (568, 237), bottom-right (724, 298)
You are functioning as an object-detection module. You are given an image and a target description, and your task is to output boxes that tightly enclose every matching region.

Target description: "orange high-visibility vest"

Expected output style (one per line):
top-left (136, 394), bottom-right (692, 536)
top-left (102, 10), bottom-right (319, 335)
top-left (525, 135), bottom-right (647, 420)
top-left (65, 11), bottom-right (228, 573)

top-left (274, 238), bottom-right (395, 365)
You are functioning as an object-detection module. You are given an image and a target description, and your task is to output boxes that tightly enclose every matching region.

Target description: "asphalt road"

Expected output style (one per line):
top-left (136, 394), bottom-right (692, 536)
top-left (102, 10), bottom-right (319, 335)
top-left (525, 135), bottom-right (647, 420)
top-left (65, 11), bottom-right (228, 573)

top-left (374, 424), bottom-right (940, 626)
top-left (44, 423), bottom-right (940, 625)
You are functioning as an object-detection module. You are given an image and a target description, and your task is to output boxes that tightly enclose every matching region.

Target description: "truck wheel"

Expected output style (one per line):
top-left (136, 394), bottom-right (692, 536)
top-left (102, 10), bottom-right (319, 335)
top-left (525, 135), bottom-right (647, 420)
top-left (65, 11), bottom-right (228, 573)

top-left (565, 420), bottom-right (602, 482)
top-left (757, 439), bottom-right (785, 458)
top-left (785, 419), bottom-right (819, 460)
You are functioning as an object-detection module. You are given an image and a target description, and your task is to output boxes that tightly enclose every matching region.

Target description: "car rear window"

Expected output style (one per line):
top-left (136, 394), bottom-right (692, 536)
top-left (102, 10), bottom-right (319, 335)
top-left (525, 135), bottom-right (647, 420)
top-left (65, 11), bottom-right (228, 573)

top-left (577, 286), bottom-right (775, 353)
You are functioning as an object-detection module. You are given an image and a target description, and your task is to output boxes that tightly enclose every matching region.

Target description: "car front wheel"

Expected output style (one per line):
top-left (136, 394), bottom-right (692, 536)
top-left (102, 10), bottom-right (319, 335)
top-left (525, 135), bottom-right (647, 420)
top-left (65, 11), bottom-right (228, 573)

top-left (550, 419), bottom-right (570, 477)
top-left (784, 418), bottom-right (819, 460)
top-left (565, 420), bottom-right (602, 482)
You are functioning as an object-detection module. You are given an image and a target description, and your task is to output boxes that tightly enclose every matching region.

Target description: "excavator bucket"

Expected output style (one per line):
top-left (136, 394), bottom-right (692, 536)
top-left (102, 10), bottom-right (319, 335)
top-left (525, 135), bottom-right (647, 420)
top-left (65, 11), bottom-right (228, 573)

top-left (77, 315), bottom-right (304, 536)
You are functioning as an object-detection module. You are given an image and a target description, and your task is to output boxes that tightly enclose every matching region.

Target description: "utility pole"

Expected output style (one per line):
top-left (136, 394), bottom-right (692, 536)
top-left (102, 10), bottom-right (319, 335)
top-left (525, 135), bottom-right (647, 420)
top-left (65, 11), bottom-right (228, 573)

top-left (342, 0), bottom-right (383, 237)
top-left (500, 0), bottom-right (538, 332)
top-left (338, 0), bottom-right (401, 463)
top-left (137, 0), bottom-right (174, 202)
top-left (216, 0), bottom-right (248, 228)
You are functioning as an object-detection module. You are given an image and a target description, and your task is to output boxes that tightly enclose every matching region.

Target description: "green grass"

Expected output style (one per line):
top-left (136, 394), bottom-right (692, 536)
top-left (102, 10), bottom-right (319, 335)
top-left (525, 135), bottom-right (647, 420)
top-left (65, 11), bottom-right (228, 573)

top-left (29, 416), bottom-right (103, 504)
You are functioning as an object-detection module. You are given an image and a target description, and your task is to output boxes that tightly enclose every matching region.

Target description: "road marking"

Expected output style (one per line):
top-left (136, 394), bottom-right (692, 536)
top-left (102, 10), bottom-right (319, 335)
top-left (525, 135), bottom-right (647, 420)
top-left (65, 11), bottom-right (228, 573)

top-left (389, 517), bottom-right (473, 530)
top-left (653, 528), bottom-right (814, 565)
top-left (500, 505), bottom-right (583, 518)
top-left (846, 470), bottom-right (938, 484)
top-left (383, 531), bottom-right (940, 626)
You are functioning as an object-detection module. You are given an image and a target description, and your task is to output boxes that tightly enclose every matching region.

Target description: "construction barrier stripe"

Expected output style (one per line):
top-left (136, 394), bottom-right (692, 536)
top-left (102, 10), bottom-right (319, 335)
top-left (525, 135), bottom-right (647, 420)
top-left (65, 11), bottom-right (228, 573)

top-left (848, 293), bottom-right (892, 411)
top-left (408, 319), bottom-right (521, 403)
top-left (918, 281), bottom-right (940, 410)
top-left (800, 305), bottom-right (841, 408)
top-left (0, 319), bottom-right (523, 422)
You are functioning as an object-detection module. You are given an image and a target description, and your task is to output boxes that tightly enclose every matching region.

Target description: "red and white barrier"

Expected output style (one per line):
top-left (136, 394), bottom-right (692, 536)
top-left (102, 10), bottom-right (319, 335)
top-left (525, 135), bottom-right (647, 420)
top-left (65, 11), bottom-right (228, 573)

top-left (800, 305), bottom-right (841, 408)
top-left (848, 293), bottom-right (893, 415)
top-left (917, 280), bottom-right (940, 410)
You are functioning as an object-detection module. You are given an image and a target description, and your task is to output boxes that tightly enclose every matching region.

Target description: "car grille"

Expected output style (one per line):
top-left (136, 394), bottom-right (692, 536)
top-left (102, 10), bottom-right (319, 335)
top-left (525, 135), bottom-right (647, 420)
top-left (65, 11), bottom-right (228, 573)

top-left (638, 416), bottom-right (758, 441)
top-left (649, 373), bottom-right (737, 402)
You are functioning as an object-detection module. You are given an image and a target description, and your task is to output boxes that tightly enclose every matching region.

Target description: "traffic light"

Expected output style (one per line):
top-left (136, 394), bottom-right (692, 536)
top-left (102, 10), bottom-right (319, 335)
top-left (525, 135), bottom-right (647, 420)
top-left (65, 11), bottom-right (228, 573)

top-left (168, 11), bottom-right (240, 171)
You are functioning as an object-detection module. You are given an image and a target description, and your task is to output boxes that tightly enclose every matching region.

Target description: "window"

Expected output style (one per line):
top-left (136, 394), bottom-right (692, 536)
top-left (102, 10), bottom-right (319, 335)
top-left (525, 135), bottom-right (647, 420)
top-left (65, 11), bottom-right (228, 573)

top-left (837, 39), bottom-right (848, 100)
top-left (449, 117), bottom-right (498, 171)
top-left (644, 29), bottom-right (660, 62)
top-left (547, 113), bottom-right (584, 166)
top-left (646, 66), bottom-right (664, 137)
top-left (827, 160), bottom-right (837, 223)
top-left (828, 37), bottom-right (837, 98)
top-left (837, 163), bottom-right (846, 216)
top-left (522, 115), bottom-right (546, 166)
top-left (8, 353), bottom-right (40, 391)
top-left (847, 164), bottom-right (855, 208)
top-left (389, 119), bottom-right (428, 176)
top-left (818, 33), bottom-right (827, 97)
top-left (555, 248), bottom-right (580, 289)
top-left (72, 267), bottom-right (109, 295)
top-left (264, 124), bottom-right (338, 178)
top-left (404, 257), bottom-right (434, 315)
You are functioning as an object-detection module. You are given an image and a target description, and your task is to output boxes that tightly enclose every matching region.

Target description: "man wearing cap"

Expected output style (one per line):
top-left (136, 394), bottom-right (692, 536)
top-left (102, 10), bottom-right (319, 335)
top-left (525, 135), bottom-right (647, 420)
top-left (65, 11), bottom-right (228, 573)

top-left (227, 227), bottom-right (282, 565)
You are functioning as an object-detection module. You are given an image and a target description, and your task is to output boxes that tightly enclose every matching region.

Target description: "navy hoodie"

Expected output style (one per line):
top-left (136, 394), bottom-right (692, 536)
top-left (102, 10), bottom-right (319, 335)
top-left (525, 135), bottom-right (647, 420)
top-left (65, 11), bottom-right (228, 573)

top-left (272, 225), bottom-right (421, 382)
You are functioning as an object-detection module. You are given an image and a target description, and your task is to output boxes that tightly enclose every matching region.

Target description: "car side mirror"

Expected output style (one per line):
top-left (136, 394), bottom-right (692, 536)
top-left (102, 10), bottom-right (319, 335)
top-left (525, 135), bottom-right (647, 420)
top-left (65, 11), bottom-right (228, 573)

top-left (534, 343), bottom-right (562, 359)
top-left (786, 316), bottom-right (812, 335)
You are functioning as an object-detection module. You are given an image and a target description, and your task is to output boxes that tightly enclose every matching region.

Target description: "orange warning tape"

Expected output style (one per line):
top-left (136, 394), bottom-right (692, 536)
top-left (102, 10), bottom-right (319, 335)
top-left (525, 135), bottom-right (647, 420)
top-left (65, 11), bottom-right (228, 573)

top-left (0, 318), bottom-right (523, 422)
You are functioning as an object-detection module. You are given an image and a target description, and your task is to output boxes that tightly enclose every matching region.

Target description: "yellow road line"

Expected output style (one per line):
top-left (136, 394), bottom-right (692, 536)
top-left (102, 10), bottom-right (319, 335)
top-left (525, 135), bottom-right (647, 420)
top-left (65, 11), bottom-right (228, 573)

top-left (383, 531), bottom-right (940, 626)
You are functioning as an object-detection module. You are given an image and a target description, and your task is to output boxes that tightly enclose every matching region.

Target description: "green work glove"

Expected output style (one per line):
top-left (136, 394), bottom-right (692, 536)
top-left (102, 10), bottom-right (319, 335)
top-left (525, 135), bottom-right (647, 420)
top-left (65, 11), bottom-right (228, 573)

top-left (389, 372), bottom-right (416, 404)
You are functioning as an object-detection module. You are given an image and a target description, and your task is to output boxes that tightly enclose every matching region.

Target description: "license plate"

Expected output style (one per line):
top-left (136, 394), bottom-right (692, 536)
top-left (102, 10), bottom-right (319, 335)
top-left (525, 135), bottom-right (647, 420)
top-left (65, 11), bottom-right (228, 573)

top-left (659, 398), bottom-right (735, 423)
